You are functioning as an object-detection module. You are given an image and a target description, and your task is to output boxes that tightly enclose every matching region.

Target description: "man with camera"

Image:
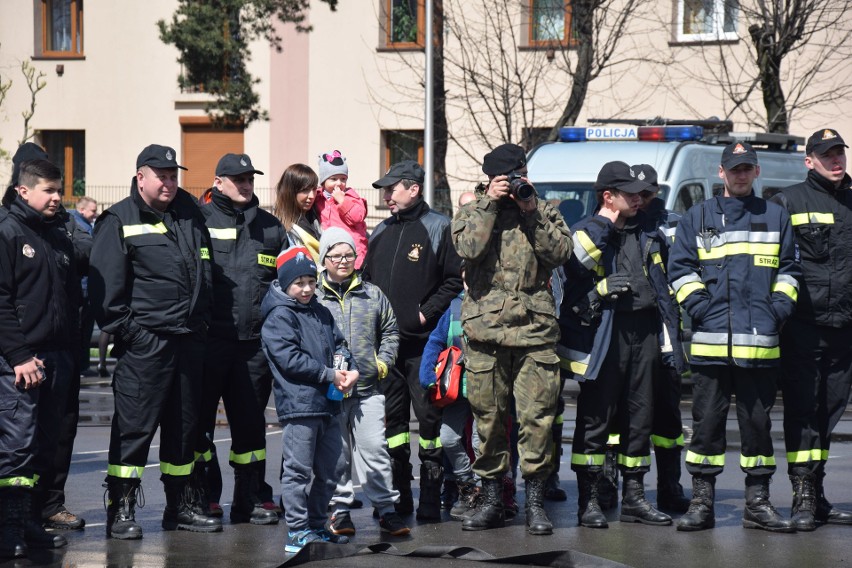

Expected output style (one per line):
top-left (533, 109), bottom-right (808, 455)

top-left (451, 143), bottom-right (571, 535)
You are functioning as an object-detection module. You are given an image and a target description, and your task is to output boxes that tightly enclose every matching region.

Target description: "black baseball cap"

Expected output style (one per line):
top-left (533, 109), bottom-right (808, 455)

top-left (215, 153), bottom-right (264, 176)
top-left (372, 160), bottom-right (425, 188)
top-left (632, 164), bottom-right (658, 188)
top-left (806, 129), bottom-right (848, 156)
top-left (594, 161), bottom-right (652, 194)
top-left (721, 141), bottom-right (758, 169)
top-left (482, 143), bottom-right (527, 176)
top-left (136, 144), bottom-right (187, 170)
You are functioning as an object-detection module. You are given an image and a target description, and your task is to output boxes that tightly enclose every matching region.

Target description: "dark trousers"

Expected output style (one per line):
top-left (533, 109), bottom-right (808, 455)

top-left (384, 339), bottom-right (443, 469)
top-left (196, 336), bottom-right (273, 501)
top-left (0, 351), bottom-right (73, 496)
top-left (108, 331), bottom-right (204, 479)
top-left (572, 309), bottom-right (658, 474)
top-left (79, 293), bottom-right (95, 371)
top-left (685, 365), bottom-right (778, 478)
top-left (780, 320), bottom-right (852, 474)
top-left (39, 361), bottom-right (80, 519)
top-left (652, 365), bottom-right (685, 448)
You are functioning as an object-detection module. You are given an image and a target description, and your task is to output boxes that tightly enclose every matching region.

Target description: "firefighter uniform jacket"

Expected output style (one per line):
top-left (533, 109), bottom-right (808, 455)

top-left (199, 187), bottom-right (287, 340)
top-left (668, 193), bottom-right (800, 367)
top-left (558, 210), bottom-right (684, 382)
top-left (89, 180), bottom-right (213, 344)
top-left (0, 197), bottom-right (79, 366)
top-left (771, 170), bottom-right (852, 328)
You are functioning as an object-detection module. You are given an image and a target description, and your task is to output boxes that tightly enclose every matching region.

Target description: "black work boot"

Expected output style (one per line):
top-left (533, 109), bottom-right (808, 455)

top-left (524, 478), bottom-right (553, 535)
top-left (462, 478), bottom-right (505, 531)
top-left (162, 476), bottom-right (222, 532)
top-left (655, 447), bottom-right (690, 513)
top-left (23, 489), bottom-right (67, 549)
top-left (676, 475), bottom-right (716, 532)
top-left (815, 467), bottom-right (852, 525)
top-left (230, 465), bottom-right (278, 525)
top-left (0, 487), bottom-right (28, 558)
top-left (449, 481), bottom-right (479, 521)
top-left (416, 461), bottom-right (444, 521)
top-left (789, 468), bottom-right (817, 532)
top-left (598, 446), bottom-right (619, 511)
top-left (743, 475), bottom-right (795, 533)
top-left (391, 459), bottom-right (414, 515)
top-left (105, 478), bottom-right (144, 540)
top-left (577, 470), bottom-right (608, 528)
top-left (620, 473), bottom-right (672, 526)
top-left (441, 479), bottom-right (459, 511)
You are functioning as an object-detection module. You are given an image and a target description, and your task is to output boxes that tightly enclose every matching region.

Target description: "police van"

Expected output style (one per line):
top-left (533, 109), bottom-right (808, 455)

top-left (526, 120), bottom-right (808, 226)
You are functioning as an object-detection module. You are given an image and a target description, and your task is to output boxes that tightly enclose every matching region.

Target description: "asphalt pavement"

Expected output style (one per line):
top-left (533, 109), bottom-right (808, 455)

top-left (4, 378), bottom-right (852, 568)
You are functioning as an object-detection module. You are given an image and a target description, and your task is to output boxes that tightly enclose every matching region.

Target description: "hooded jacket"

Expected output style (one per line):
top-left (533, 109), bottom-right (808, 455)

top-left (313, 187), bottom-right (369, 269)
top-left (261, 280), bottom-right (345, 421)
top-left (199, 187), bottom-right (287, 340)
top-left (0, 196), bottom-right (79, 366)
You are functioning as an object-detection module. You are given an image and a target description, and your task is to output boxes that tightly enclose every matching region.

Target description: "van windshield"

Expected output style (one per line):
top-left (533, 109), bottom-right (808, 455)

top-left (536, 182), bottom-right (670, 225)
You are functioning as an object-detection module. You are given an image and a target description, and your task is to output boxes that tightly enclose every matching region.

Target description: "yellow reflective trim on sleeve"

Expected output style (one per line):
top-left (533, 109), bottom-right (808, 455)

top-left (740, 454), bottom-right (776, 468)
top-left (419, 437), bottom-right (442, 450)
top-left (160, 461), bottom-right (194, 476)
top-left (122, 222), bottom-right (168, 238)
top-left (0, 476), bottom-right (36, 488)
top-left (753, 255), bottom-right (779, 268)
top-left (559, 357), bottom-right (589, 376)
top-left (790, 212), bottom-right (834, 226)
top-left (258, 253), bottom-right (276, 267)
top-left (596, 279), bottom-right (609, 297)
top-left (772, 281), bottom-right (798, 302)
top-left (786, 449), bottom-right (822, 464)
top-left (200, 247), bottom-right (210, 260)
top-left (107, 464), bottom-right (145, 479)
top-left (651, 252), bottom-right (662, 265)
top-left (571, 453), bottom-right (606, 467)
top-left (685, 451), bottom-right (725, 466)
top-left (387, 432), bottom-right (410, 450)
top-left (194, 450), bottom-right (214, 463)
top-left (606, 433), bottom-right (621, 446)
top-left (821, 449), bottom-right (829, 461)
top-left (208, 227), bottom-right (237, 240)
top-left (229, 449), bottom-right (267, 465)
top-left (651, 434), bottom-right (684, 449)
top-left (576, 231), bottom-right (603, 264)
top-left (676, 281), bottom-right (706, 304)
top-left (617, 453), bottom-right (652, 468)
top-left (554, 414), bottom-right (563, 426)
top-left (697, 242), bottom-right (780, 261)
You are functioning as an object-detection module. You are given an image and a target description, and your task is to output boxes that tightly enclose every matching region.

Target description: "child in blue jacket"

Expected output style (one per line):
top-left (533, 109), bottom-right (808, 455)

top-left (261, 245), bottom-right (358, 554)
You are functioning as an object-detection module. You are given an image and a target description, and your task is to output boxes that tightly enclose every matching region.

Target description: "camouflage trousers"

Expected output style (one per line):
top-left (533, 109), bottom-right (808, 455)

top-left (465, 341), bottom-right (561, 480)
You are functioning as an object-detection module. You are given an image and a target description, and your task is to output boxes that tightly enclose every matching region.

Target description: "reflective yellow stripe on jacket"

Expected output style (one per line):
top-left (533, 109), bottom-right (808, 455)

top-left (122, 222), bottom-right (168, 238)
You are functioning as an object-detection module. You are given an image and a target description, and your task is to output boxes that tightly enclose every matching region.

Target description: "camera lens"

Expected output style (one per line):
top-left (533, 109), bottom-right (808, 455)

top-left (510, 178), bottom-right (536, 201)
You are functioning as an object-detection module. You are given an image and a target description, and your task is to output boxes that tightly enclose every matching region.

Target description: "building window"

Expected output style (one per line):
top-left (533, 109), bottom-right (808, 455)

top-left (676, 0), bottom-right (738, 42)
top-left (384, 0), bottom-right (424, 48)
top-left (40, 0), bottom-right (84, 57)
top-left (529, 0), bottom-right (571, 46)
top-left (40, 130), bottom-right (85, 196)
top-left (383, 130), bottom-right (424, 173)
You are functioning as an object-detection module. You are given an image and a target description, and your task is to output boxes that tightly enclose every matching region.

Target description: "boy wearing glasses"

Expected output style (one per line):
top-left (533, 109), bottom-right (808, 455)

top-left (317, 228), bottom-right (411, 537)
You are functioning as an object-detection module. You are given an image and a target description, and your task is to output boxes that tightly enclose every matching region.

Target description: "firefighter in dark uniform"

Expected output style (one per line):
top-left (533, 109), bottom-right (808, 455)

top-left (633, 164), bottom-right (690, 513)
top-left (193, 153), bottom-right (286, 525)
top-left (770, 129), bottom-right (852, 531)
top-left (89, 144), bottom-right (220, 539)
top-left (669, 142), bottom-right (798, 533)
top-left (0, 158), bottom-right (77, 558)
top-left (559, 161), bottom-right (673, 529)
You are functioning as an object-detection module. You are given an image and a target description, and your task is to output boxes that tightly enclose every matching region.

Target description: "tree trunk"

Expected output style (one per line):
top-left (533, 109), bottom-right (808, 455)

top-left (431, 0), bottom-right (454, 217)
top-left (548, 2), bottom-right (595, 140)
top-left (749, 24), bottom-right (789, 134)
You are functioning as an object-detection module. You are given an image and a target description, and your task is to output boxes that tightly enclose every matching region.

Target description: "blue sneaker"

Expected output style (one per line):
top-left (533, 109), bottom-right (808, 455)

top-left (285, 529), bottom-right (322, 554)
top-left (314, 527), bottom-right (350, 544)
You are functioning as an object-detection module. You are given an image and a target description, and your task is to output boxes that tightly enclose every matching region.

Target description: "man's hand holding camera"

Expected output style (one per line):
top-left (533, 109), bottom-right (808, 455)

top-left (486, 173), bottom-right (537, 213)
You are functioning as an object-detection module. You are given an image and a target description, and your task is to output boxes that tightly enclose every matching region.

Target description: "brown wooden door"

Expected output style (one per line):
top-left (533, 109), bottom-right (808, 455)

top-left (180, 117), bottom-right (244, 197)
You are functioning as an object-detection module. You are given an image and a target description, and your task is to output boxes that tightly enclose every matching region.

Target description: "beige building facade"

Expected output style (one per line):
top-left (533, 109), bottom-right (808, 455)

top-left (1, 1), bottom-right (850, 213)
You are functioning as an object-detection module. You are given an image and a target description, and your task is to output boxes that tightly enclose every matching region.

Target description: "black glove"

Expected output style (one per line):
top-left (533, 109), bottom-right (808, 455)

top-left (593, 273), bottom-right (631, 301)
top-left (573, 293), bottom-right (601, 326)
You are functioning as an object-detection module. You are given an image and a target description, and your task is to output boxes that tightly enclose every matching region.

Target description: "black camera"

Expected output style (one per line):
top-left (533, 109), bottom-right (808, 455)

top-left (507, 171), bottom-right (536, 201)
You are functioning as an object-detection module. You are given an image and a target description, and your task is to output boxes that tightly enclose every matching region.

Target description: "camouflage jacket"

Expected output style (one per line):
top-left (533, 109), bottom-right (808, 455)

top-left (451, 194), bottom-right (572, 347)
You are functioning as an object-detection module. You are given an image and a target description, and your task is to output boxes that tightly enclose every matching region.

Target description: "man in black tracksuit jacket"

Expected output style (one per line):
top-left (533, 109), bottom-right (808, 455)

top-left (0, 158), bottom-right (78, 557)
top-left (194, 153), bottom-right (286, 526)
top-left (89, 144), bottom-right (219, 539)
top-left (770, 128), bottom-right (852, 531)
top-left (362, 160), bottom-right (463, 520)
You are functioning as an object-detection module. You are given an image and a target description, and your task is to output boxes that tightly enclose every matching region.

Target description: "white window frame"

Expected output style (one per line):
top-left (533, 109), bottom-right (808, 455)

top-left (675, 0), bottom-right (738, 43)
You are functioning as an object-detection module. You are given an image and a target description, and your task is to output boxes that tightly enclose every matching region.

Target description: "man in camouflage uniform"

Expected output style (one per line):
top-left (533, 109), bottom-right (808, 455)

top-left (452, 144), bottom-right (572, 535)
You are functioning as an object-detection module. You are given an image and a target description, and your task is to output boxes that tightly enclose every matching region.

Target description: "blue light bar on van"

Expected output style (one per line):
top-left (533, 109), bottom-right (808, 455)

top-left (558, 125), bottom-right (704, 142)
